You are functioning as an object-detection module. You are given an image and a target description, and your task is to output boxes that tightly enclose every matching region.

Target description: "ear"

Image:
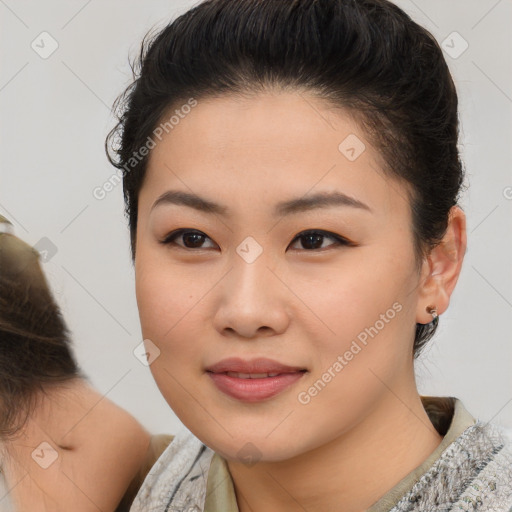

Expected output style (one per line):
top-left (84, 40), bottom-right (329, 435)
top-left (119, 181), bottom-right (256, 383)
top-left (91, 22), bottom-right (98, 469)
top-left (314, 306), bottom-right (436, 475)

top-left (416, 205), bottom-right (467, 324)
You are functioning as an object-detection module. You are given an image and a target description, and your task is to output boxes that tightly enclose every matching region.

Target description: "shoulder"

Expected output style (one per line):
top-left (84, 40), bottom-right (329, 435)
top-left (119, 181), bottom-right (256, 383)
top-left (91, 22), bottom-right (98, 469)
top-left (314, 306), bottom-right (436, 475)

top-left (139, 433), bottom-right (176, 480)
top-left (115, 433), bottom-right (175, 512)
top-left (447, 421), bottom-right (512, 509)
top-left (449, 421), bottom-right (512, 511)
top-left (392, 420), bottom-right (512, 512)
top-left (130, 429), bottom-right (215, 512)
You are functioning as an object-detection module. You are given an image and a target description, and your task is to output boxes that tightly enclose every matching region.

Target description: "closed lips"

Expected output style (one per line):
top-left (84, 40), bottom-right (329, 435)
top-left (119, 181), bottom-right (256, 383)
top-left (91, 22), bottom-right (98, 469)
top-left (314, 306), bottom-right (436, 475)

top-left (205, 357), bottom-right (307, 375)
top-left (206, 361), bottom-right (308, 402)
top-left (223, 371), bottom-right (306, 378)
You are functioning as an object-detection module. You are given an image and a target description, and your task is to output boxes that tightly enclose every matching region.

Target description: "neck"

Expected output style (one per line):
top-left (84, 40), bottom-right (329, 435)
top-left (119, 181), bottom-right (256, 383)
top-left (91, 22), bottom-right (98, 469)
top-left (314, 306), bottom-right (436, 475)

top-left (228, 389), bottom-right (443, 512)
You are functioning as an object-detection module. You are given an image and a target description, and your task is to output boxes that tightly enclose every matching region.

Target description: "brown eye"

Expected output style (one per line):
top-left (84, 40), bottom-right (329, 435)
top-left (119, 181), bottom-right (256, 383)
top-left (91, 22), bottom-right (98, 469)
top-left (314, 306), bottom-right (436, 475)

top-left (160, 229), bottom-right (217, 250)
top-left (288, 230), bottom-right (353, 251)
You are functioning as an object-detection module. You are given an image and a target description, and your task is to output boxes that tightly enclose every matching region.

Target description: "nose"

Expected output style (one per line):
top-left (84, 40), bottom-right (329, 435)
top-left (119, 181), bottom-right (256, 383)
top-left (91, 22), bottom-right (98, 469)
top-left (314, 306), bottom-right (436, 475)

top-left (212, 251), bottom-right (290, 340)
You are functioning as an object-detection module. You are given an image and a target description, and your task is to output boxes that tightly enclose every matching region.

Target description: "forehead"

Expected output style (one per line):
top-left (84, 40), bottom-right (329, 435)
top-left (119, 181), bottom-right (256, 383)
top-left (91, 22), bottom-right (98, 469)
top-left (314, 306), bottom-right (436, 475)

top-left (141, 92), bottom-right (412, 222)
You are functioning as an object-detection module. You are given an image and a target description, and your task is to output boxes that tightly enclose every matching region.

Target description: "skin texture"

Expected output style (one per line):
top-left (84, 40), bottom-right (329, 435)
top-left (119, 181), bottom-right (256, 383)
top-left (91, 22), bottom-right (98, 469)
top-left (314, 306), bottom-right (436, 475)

top-left (134, 91), bottom-right (467, 512)
top-left (1, 378), bottom-right (152, 512)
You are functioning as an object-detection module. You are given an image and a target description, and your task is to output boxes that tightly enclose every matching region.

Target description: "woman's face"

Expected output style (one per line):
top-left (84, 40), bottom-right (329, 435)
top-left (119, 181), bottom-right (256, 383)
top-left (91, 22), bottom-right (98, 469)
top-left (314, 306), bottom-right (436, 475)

top-left (135, 91), bottom-right (428, 462)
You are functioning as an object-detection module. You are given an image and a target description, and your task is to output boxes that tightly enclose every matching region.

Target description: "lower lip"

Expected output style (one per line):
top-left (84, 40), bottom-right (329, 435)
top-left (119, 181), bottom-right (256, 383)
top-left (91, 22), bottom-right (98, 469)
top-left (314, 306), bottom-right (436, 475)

top-left (207, 371), bottom-right (306, 402)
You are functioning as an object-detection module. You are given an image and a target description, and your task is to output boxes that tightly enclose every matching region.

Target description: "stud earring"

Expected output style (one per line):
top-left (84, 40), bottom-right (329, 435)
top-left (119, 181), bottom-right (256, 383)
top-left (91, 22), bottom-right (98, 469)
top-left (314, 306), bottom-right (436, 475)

top-left (426, 305), bottom-right (438, 323)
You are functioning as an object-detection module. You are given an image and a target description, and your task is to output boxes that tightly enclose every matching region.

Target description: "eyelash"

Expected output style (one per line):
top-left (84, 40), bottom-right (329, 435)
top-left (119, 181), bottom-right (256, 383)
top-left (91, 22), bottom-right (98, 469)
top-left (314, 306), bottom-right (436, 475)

top-left (159, 229), bottom-right (355, 252)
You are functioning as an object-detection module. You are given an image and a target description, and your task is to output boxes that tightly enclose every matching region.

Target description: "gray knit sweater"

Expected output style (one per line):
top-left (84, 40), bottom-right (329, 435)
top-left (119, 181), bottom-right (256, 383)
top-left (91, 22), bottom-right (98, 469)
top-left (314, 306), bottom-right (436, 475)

top-left (130, 399), bottom-right (512, 512)
top-left (389, 421), bottom-right (512, 511)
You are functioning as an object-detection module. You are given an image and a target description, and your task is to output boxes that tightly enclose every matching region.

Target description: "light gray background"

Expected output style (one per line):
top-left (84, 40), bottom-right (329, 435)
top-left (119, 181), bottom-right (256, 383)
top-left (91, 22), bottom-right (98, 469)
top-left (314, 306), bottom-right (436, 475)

top-left (0, 0), bottom-right (511, 441)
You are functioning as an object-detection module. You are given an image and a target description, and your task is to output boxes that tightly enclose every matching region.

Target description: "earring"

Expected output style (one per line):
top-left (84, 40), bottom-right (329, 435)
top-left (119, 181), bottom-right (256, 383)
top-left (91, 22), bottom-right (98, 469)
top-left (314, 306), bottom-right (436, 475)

top-left (426, 305), bottom-right (438, 323)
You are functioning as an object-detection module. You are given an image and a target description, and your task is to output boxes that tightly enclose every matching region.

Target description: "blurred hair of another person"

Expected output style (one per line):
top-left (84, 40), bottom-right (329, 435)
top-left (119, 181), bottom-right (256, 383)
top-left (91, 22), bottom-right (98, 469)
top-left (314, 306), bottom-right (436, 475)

top-left (0, 214), bottom-right (173, 512)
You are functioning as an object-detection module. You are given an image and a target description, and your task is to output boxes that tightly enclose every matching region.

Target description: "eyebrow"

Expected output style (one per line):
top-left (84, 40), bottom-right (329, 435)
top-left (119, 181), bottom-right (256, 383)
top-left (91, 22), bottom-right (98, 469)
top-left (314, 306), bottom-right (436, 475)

top-left (150, 189), bottom-right (372, 217)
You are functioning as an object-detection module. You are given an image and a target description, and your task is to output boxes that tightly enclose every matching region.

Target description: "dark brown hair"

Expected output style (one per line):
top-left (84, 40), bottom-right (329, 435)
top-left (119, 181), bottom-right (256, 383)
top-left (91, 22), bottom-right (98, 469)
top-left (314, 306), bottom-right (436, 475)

top-left (0, 229), bottom-right (84, 441)
top-left (105, 0), bottom-right (466, 358)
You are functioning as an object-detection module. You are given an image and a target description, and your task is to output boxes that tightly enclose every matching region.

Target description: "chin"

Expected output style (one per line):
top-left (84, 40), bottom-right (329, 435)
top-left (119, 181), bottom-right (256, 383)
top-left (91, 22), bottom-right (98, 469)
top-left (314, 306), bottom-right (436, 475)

top-left (184, 423), bottom-right (308, 464)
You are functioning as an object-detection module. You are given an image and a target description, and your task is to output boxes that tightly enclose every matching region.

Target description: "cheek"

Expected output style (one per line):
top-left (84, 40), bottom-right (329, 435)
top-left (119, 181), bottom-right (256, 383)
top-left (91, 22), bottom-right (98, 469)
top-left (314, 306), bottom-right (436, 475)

top-left (134, 253), bottom-right (211, 363)
top-left (312, 254), bottom-right (405, 327)
top-left (307, 250), bottom-right (415, 370)
top-left (136, 243), bottom-right (180, 316)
